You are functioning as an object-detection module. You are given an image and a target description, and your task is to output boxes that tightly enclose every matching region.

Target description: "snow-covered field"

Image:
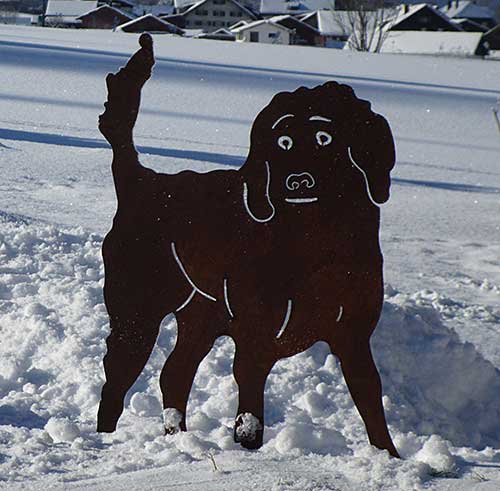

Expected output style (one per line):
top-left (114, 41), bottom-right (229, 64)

top-left (0, 25), bottom-right (499, 490)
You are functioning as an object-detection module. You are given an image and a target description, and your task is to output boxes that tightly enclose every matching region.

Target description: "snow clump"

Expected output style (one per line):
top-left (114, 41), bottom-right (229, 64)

top-left (45, 417), bottom-right (80, 443)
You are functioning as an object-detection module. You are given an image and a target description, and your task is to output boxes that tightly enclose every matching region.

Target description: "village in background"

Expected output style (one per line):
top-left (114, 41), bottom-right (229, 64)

top-left (0, 0), bottom-right (499, 59)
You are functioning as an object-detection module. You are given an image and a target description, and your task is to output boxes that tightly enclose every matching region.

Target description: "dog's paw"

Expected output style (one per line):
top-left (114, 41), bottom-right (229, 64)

top-left (234, 413), bottom-right (263, 450)
top-left (163, 408), bottom-right (183, 435)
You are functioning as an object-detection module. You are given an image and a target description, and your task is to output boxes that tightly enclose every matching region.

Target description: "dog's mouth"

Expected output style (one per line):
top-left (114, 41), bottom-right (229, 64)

top-left (285, 197), bottom-right (319, 204)
top-left (284, 172), bottom-right (318, 204)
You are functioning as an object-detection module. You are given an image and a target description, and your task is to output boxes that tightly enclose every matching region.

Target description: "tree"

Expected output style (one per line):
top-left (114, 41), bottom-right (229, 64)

top-left (333, 0), bottom-right (394, 53)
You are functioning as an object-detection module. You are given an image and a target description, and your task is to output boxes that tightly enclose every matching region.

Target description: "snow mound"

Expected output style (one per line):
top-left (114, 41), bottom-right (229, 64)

top-left (414, 435), bottom-right (455, 473)
top-left (374, 291), bottom-right (500, 449)
top-left (0, 217), bottom-right (498, 483)
top-left (273, 423), bottom-right (348, 456)
top-left (45, 417), bottom-right (80, 443)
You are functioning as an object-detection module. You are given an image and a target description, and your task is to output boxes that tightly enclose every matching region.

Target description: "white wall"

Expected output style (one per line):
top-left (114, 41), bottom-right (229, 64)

top-left (237, 23), bottom-right (290, 44)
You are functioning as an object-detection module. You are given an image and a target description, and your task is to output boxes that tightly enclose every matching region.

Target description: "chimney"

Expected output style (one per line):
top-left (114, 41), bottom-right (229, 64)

top-left (403, 3), bottom-right (408, 13)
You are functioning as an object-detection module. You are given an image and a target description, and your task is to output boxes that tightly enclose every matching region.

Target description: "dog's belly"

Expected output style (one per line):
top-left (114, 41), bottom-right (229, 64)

top-left (212, 256), bottom-right (384, 358)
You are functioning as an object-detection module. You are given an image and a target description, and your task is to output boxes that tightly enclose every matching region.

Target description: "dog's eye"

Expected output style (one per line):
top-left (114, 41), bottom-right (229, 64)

top-left (278, 136), bottom-right (293, 151)
top-left (316, 131), bottom-right (332, 147)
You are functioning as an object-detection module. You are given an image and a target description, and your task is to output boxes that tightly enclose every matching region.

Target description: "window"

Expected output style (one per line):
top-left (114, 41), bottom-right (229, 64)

top-left (268, 32), bottom-right (278, 38)
top-left (250, 31), bottom-right (259, 42)
top-left (195, 20), bottom-right (202, 25)
top-left (213, 0), bottom-right (225, 4)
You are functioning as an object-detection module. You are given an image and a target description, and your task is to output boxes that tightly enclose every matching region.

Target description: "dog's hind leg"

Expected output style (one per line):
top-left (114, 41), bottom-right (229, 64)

top-left (232, 347), bottom-right (274, 450)
top-left (97, 313), bottom-right (161, 433)
top-left (159, 300), bottom-right (217, 434)
top-left (336, 339), bottom-right (400, 458)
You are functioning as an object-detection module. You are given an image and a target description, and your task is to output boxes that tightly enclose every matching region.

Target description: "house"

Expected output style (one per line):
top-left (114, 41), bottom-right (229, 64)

top-left (388, 3), bottom-right (461, 31)
top-left (76, 4), bottom-right (133, 28)
top-left (269, 14), bottom-right (319, 44)
top-left (441, 0), bottom-right (497, 29)
top-left (44, 0), bottom-right (135, 27)
top-left (173, 0), bottom-right (258, 14)
top-left (116, 13), bottom-right (185, 33)
top-left (341, 3), bottom-right (490, 54)
top-left (180, 0), bottom-right (258, 32)
top-left (44, 0), bottom-right (98, 26)
top-left (380, 30), bottom-right (487, 55)
top-left (260, 0), bottom-right (333, 16)
top-left (231, 18), bottom-right (293, 43)
top-left (300, 9), bottom-right (353, 47)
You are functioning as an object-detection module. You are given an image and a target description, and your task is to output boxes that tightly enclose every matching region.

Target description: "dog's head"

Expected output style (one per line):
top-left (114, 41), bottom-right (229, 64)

top-left (241, 82), bottom-right (395, 222)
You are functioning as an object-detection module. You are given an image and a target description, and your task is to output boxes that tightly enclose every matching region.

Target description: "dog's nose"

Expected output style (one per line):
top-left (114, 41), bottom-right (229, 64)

top-left (285, 172), bottom-right (316, 191)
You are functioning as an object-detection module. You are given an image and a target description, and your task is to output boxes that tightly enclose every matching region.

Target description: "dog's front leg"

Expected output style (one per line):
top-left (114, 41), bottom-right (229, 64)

top-left (233, 347), bottom-right (274, 450)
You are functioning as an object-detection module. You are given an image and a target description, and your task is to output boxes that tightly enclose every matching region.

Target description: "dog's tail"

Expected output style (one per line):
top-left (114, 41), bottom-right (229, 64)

top-left (98, 34), bottom-right (155, 201)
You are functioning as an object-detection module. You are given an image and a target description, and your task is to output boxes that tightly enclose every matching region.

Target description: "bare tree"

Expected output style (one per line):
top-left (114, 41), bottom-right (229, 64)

top-left (332, 0), bottom-right (395, 53)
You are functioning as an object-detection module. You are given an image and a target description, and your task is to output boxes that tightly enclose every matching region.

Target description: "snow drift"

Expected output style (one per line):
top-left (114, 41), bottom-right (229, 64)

top-left (0, 212), bottom-right (498, 482)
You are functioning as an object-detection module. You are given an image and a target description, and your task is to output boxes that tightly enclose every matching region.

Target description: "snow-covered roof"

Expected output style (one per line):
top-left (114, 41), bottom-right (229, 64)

top-left (453, 17), bottom-right (489, 31)
top-left (380, 30), bottom-right (484, 55)
top-left (45, 0), bottom-right (98, 18)
top-left (231, 18), bottom-right (293, 32)
top-left (75, 4), bottom-right (133, 20)
top-left (182, 28), bottom-right (205, 36)
top-left (196, 27), bottom-right (236, 38)
top-left (260, 0), bottom-right (331, 15)
top-left (300, 10), bottom-right (354, 36)
top-left (388, 3), bottom-right (457, 30)
top-left (116, 13), bottom-right (184, 33)
top-left (174, 0), bottom-right (197, 9)
top-left (441, 0), bottom-right (495, 19)
top-left (228, 20), bottom-right (249, 29)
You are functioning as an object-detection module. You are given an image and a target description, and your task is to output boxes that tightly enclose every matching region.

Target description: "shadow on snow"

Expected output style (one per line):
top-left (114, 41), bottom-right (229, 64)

top-left (0, 127), bottom-right (244, 167)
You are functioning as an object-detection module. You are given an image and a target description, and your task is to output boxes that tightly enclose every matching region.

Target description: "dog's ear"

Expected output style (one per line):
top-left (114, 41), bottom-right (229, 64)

top-left (239, 107), bottom-right (280, 223)
top-left (348, 113), bottom-right (395, 205)
top-left (241, 152), bottom-right (275, 223)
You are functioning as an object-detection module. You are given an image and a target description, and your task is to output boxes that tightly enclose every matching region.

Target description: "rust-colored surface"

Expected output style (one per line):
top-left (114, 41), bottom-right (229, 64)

top-left (97, 34), bottom-right (399, 457)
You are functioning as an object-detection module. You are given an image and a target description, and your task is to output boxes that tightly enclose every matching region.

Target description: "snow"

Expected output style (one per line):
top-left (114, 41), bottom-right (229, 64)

top-left (381, 31), bottom-right (484, 56)
top-left (163, 408), bottom-right (183, 430)
top-left (45, 0), bottom-right (98, 17)
top-left (0, 24), bottom-right (500, 490)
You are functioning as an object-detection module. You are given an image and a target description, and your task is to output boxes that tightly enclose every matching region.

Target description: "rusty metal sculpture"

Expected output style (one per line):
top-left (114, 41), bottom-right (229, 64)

top-left (97, 34), bottom-right (399, 458)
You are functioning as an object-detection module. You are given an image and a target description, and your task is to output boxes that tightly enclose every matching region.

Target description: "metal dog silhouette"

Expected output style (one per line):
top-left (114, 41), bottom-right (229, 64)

top-left (97, 34), bottom-right (399, 458)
